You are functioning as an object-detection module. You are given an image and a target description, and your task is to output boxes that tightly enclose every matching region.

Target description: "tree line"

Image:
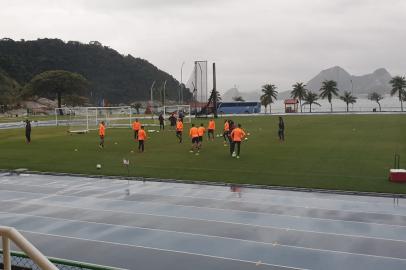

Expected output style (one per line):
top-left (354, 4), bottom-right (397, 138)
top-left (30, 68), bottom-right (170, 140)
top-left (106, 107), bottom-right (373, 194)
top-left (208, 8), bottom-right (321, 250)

top-left (0, 38), bottom-right (193, 110)
top-left (260, 76), bottom-right (406, 113)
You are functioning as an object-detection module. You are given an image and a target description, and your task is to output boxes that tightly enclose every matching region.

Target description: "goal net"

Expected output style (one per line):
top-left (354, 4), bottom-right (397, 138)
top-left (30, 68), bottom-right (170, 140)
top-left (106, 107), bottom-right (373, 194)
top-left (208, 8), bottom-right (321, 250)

top-left (162, 105), bottom-right (191, 123)
top-left (56, 106), bottom-right (163, 133)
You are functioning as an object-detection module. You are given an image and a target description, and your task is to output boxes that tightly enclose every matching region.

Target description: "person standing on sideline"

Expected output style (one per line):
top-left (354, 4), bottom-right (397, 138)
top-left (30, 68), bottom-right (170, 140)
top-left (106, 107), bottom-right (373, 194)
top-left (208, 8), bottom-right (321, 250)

top-left (178, 110), bottom-right (184, 122)
top-left (230, 124), bottom-right (246, 159)
top-left (169, 113), bottom-right (177, 130)
top-left (138, 126), bottom-right (147, 152)
top-left (223, 120), bottom-right (230, 146)
top-left (176, 118), bottom-right (183, 143)
top-left (207, 118), bottom-right (215, 141)
top-left (189, 123), bottom-right (200, 155)
top-left (132, 119), bottom-right (141, 140)
top-left (197, 123), bottom-right (206, 150)
top-left (25, 120), bottom-right (31, 144)
top-left (99, 121), bottom-right (106, 148)
top-left (159, 113), bottom-right (165, 131)
top-left (278, 117), bottom-right (285, 142)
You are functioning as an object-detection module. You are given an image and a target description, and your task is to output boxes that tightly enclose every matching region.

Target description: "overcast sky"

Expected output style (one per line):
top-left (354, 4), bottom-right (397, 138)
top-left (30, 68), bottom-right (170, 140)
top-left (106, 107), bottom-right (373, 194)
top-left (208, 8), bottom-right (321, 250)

top-left (1, 0), bottom-right (405, 93)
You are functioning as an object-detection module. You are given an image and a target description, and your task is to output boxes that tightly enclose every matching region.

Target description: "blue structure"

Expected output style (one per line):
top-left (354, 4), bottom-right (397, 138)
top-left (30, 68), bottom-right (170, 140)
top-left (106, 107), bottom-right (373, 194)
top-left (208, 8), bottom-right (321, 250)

top-left (217, 102), bottom-right (261, 114)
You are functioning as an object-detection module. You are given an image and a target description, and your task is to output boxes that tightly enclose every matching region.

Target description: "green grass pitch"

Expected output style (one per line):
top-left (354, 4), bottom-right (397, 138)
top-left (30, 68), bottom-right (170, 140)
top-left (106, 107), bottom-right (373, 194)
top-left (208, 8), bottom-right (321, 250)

top-left (0, 115), bottom-right (405, 194)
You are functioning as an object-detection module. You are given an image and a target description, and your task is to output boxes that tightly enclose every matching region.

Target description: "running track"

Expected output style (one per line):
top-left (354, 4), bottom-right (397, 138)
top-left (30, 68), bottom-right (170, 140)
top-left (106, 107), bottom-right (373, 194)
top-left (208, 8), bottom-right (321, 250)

top-left (0, 173), bottom-right (405, 270)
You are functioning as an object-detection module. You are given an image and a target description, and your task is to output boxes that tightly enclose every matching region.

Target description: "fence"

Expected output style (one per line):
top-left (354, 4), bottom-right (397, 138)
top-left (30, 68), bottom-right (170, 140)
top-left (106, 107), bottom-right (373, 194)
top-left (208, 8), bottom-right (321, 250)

top-left (0, 251), bottom-right (125, 270)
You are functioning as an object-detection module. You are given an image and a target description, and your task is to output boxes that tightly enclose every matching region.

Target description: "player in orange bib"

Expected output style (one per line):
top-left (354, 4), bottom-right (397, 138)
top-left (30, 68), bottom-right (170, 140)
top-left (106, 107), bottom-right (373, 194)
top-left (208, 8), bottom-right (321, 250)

top-left (176, 119), bottom-right (183, 143)
top-left (98, 121), bottom-right (106, 149)
top-left (189, 123), bottom-right (200, 155)
top-left (208, 119), bottom-right (215, 141)
top-left (223, 120), bottom-right (230, 146)
top-left (137, 126), bottom-right (147, 152)
top-left (132, 119), bottom-right (141, 140)
top-left (197, 123), bottom-right (206, 150)
top-left (230, 123), bottom-right (246, 159)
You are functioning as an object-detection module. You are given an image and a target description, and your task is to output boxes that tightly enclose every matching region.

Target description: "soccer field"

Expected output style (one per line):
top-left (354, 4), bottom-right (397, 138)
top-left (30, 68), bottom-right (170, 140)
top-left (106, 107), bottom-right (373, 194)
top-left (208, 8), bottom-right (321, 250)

top-left (0, 114), bottom-right (405, 194)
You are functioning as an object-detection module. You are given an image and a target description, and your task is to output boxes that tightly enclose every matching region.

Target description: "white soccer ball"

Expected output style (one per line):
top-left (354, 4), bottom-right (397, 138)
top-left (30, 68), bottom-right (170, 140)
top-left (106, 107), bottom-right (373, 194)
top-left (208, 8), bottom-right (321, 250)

top-left (114, 142), bottom-right (118, 145)
top-left (247, 133), bottom-right (251, 136)
top-left (74, 149), bottom-right (78, 152)
top-left (96, 164), bottom-right (102, 169)
top-left (245, 137), bottom-right (248, 141)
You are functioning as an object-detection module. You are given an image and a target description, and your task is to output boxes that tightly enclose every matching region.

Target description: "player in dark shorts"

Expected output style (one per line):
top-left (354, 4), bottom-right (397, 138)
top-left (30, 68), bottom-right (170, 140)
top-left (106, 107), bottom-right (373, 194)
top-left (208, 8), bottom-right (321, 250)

top-left (25, 120), bottom-right (31, 143)
top-left (228, 120), bottom-right (235, 155)
top-left (189, 124), bottom-right (200, 154)
top-left (207, 119), bottom-right (215, 141)
top-left (176, 118), bottom-right (183, 143)
top-left (158, 113), bottom-right (164, 131)
top-left (197, 123), bottom-right (206, 150)
top-left (278, 116), bottom-right (285, 142)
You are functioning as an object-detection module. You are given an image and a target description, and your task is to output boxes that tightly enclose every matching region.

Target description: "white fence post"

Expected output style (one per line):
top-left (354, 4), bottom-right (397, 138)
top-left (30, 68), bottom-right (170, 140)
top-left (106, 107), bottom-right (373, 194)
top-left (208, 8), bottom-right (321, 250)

top-left (2, 235), bottom-right (11, 270)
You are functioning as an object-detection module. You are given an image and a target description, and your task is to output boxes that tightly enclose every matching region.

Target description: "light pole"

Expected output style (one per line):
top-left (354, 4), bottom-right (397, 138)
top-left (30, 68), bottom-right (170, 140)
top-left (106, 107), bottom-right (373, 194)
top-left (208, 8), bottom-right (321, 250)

top-left (150, 81), bottom-right (155, 113)
top-left (350, 79), bottom-right (354, 111)
top-left (180, 62), bottom-right (185, 104)
top-left (162, 80), bottom-right (167, 107)
top-left (197, 62), bottom-right (203, 103)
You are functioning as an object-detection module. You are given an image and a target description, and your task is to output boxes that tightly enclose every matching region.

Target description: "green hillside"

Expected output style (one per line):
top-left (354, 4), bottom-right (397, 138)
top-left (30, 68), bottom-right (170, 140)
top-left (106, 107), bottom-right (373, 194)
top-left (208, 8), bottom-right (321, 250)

top-left (0, 38), bottom-right (192, 104)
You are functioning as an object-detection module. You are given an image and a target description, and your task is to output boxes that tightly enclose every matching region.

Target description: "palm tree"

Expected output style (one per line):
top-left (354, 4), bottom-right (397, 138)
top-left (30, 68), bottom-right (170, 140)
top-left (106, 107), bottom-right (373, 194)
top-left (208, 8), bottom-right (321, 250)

top-left (261, 84), bottom-right (278, 113)
top-left (303, 91), bottom-right (321, 113)
top-left (319, 80), bottom-right (339, 112)
top-left (290, 82), bottom-right (307, 113)
top-left (260, 95), bottom-right (271, 114)
top-left (389, 76), bottom-right (406, 111)
top-left (340, 91), bottom-right (357, 112)
top-left (368, 92), bottom-right (384, 112)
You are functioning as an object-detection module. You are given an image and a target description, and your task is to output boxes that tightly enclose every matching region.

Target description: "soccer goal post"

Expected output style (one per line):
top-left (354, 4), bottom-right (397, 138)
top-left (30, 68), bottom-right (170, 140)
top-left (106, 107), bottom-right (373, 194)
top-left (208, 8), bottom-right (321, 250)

top-left (56, 106), bottom-right (133, 133)
top-left (163, 105), bottom-right (191, 123)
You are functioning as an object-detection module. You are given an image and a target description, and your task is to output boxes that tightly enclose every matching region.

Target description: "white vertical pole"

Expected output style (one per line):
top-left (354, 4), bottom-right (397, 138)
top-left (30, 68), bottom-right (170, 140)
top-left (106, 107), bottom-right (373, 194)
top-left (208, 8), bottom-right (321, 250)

top-left (2, 236), bottom-right (11, 270)
top-left (55, 109), bottom-right (58, 126)
top-left (86, 108), bottom-right (89, 131)
top-left (129, 107), bottom-right (132, 127)
top-left (95, 108), bottom-right (98, 127)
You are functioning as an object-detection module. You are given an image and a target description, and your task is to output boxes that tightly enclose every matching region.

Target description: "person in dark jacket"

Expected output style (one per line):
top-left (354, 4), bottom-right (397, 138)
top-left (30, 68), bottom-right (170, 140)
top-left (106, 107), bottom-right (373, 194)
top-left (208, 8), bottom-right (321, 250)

top-left (25, 120), bottom-right (31, 143)
top-left (158, 113), bottom-right (165, 131)
top-left (278, 117), bottom-right (285, 142)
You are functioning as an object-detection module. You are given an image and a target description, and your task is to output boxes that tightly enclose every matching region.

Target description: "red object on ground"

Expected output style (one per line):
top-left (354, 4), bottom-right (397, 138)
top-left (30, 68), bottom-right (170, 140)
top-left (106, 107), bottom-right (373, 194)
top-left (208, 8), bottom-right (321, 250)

top-left (389, 169), bottom-right (406, 183)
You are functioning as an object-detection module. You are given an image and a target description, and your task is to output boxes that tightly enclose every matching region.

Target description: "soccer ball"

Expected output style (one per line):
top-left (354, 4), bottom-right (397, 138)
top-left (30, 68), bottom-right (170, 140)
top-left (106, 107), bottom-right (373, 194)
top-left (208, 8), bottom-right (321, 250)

top-left (74, 149), bottom-right (78, 152)
top-left (96, 164), bottom-right (102, 169)
top-left (245, 137), bottom-right (248, 141)
top-left (114, 142), bottom-right (118, 145)
top-left (247, 133), bottom-right (251, 136)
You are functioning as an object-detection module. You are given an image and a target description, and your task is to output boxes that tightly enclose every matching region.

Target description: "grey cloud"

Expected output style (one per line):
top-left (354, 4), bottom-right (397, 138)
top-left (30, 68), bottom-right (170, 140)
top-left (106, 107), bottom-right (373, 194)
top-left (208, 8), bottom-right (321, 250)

top-left (0, 0), bottom-right (405, 92)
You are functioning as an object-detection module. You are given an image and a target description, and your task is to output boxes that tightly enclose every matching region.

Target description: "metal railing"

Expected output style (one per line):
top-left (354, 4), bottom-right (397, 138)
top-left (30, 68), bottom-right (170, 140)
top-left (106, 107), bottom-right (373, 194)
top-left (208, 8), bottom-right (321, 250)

top-left (0, 226), bottom-right (125, 270)
top-left (0, 226), bottom-right (58, 270)
top-left (0, 250), bottom-right (125, 270)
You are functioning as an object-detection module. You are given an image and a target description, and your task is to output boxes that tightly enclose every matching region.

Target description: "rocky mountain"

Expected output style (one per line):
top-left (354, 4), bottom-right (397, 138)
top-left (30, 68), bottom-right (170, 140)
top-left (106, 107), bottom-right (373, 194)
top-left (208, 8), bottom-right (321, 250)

top-left (221, 87), bottom-right (261, 102)
top-left (306, 66), bottom-right (392, 96)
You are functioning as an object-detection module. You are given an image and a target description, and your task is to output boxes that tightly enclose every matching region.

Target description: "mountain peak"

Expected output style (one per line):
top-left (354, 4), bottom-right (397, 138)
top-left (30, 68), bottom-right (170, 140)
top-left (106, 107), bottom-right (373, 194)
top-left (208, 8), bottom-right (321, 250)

top-left (306, 67), bottom-right (392, 95)
top-left (373, 68), bottom-right (390, 76)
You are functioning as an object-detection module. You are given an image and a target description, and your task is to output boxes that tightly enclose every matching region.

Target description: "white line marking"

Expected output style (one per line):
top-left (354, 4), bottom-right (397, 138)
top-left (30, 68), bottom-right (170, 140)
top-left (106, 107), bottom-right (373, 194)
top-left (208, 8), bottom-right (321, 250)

top-left (19, 230), bottom-right (309, 270)
top-left (2, 211), bottom-right (406, 261)
top-left (1, 188), bottom-right (405, 229)
top-left (1, 181), bottom-right (405, 217)
top-left (2, 175), bottom-right (399, 206)
top-left (2, 199), bottom-right (406, 244)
